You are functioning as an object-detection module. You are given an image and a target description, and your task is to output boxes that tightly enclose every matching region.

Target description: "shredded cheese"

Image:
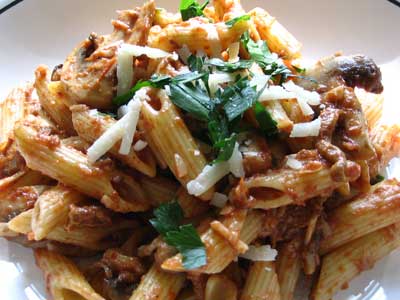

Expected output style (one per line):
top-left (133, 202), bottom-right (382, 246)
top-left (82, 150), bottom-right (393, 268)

top-left (119, 99), bottom-right (142, 155)
top-left (208, 73), bottom-right (236, 95)
top-left (250, 74), bottom-right (270, 91)
top-left (133, 140), bottom-right (148, 152)
top-left (239, 245), bottom-right (278, 262)
top-left (177, 44), bottom-right (191, 64)
top-left (210, 192), bottom-right (229, 208)
top-left (290, 118), bottom-right (322, 138)
top-left (228, 42), bottom-right (240, 63)
top-left (187, 143), bottom-right (244, 196)
top-left (258, 85), bottom-right (295, 101)
top-left (87, 113), bottom-right (127, 163)
top-left (205, 24), bottom-right (222, 58)
top-left (286, 154), bottom-right (303, 170)
top-left (117, 43), bottom-right (176, 96)
top-left (187, 163), bottom-right (230, 196)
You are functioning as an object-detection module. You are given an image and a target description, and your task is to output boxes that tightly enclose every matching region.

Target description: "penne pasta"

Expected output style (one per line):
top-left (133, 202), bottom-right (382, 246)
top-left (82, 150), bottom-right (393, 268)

top-left (32, 184), bottom-right (88, 240)
top-left (355, 87), bottom-right (384, 129)
top-left (35, 248), bottom-right (106, 300)
top-left (140, 89), bottom-right (213, 200)
top-left (71, 105), bottom-right (157, 177)
top-left (241, 261), bottom-right (281, 300)
top-left (320, 179), bottom-right (400, 254)
top-left (249, 8), bottom-right (302, 59)
top-left (161, 209), bottom-right (264, 273)
top-left (14, 117), bottom-right (150, 213)
top-left (148, 18), bottom-right (250, 57)
top-left (205, 274), bottom-right (238, 300)
top-left (312, 223), bottom-right (400, 300)
top-left (140, 174), bottom-right (179, 206)
top-left (276, 239), bottom-right (302, 300)
top-left (129, 263), bottom-right (185, 300)
top-left (35, 65), bottom-right (76, 135)
top-left (9, 209), bottom-right (138, 250)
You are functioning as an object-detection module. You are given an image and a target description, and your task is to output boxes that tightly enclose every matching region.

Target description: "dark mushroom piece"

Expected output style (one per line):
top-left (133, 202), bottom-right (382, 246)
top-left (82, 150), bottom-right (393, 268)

top-left (297, 54), bottom-right (383, 94)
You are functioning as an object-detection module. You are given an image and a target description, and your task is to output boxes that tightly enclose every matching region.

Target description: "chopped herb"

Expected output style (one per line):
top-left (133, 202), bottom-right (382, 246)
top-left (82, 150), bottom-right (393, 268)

top-left (371, 174), bottom-right (385, 185)
top-left (150, 201), bottom-right (206, 270)
top-left (206, 58), bottom-right (254, 72)
top-left (213, 133), bottom-right (237, 163)
top-left (253, 101), bottom-right (278, 136)
top-left (169, 82), bottom-right (212, 121)
top-left (112, 80), bottom-right (154, 107)
top-left (188, 55), bottom-right (206, 73)
top-left (150, 201), bottom-right (184, 235)
top-left (222, 77), bottom-right (260, 121)
top-left (225, 15), bottom-right (251, 28)
top-left (180, 0), bottom-right (209, 21)
top-left (165, 224), bottom-right (207, 269)
top-left (292, 65), bottom-right (306, 74)
top-left (241, 31), bottom-right (292, 80)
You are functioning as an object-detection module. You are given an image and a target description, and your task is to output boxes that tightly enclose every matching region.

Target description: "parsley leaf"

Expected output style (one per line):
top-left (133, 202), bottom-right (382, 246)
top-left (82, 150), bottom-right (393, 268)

top-left (113, 80), bottom-right (154, 107)
top-left (180, 0), bottom-right (209, 21)
top-left (169, 81), bottom-right (213, 121)
top-left (253, 101), bottom-right (278, 137)
top-left (225, 15), bottom-right (250, 28)
top-left (149, 201), bottom-right (183, 236)
top-left (165, 224), bottom-right (207, 269)
top-left (222, 77), bottom-right (259, 121)
top-left (371, 174), bottom-right (385, 185)
top-left (213, 133), bottom-right (237, 162)
top-left (241, 31), bottom-right (292, 79)
top-left (206, 58), bottom-right (254, 72)
top-left (150, 202), bottom-right (206, 270)
top-left (292, 65), bottom-right (306, 74)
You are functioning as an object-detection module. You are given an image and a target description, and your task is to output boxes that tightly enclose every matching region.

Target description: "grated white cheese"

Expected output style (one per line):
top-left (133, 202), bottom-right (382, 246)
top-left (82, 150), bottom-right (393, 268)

top-left (283, 80), bottom-right (320, 105)
top-left (239, 245), bottom-right (278, 262)
top-left (228, 142), bottom-right (245, 178)
top-left (210, 192), bottom-right (229, 208)
top-left (290, 118), bottom-right (322, 138)
top-left (117, 44), bottom-right (176, 96)
top-left (286, 154), bottom-right (303, 170)
top-left (117, 104), bottom-right (129, 118)
top-left (208, 73), bottom-right (236, 95)
top-left (87, 114), bottom-right (127, 163)
top-left (177, 44), bottom-right (191, 64)
top-left (258, 85), bottom-right (295, 102)
top-left (187, 143), bottom-right (244, 196)
top-left (250, 74), bottom-right (270, 91)
top-left (187, 163), bottom-right (230, 196)
top-left (119, 99), bottom-right (142, 155)
top-left (205, 24), bottom-right (222, 58)
top-left (228, 42), bottom-right (240, 63)
top-left (133, 140), bottom-right (148, 152)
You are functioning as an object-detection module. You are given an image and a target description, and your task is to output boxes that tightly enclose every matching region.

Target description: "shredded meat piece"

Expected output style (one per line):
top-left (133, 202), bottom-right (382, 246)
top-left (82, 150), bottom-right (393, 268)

top-left (229, 178), bottom-right (255, 208)
top-left (67, 204), bottom-right (113, 229)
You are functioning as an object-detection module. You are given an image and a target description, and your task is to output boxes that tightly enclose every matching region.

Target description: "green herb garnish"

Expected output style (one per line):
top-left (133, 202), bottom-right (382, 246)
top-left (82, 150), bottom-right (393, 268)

top-left (150, 201), bottom-right (206, 269)
top-left (180, 0), bottom-right (209, 21)
top-left (225, 15), bottom-right (251, 28)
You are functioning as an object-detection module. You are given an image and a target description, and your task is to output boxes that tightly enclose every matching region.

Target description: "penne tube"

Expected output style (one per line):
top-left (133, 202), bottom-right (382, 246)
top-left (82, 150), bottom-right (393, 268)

top-left (369, 124), bottom-right (400, 178)
top-left (240, 261), bottom-right (281, 300)
top-left (244, 150), bottom-right (360, 209)
top-left (148, 18), bottom-right (250, 57)
top-left (154, 8), bottom-right (181, 27)
top-left (276, 239), bottom-right (302, 300)
top-left (312, 223), bottom-right (400, 300)
top-left (14, 117), bottom-right (150, 213)
top-left (320, 179), bottom-right (400, 254)
top-left (177, 187), bottom-right (209, 218)
top-left (162, 209), bottom-right (264, 273)
top-left (355, 87), bottom-right (384, 129)
top-left (71, 105), bottom-right (157, 177)
top-left (249, 8), bottom-right (302, 59)
top-left (140, 174), bottom-right (179, 206)
top-left (34, 65), bottom-right (76, 135)
top-left (213, 0), bottom-right (244, 21)
top-left (9, 209), bottom-right (137, 250)
top-left (140, 89), bottom-right (213, 200)
top-left (35, 248), bottom-right (106, 300)
top-left (0, 169), bottom-right (52, 222)
top-left (129, 263), bottom-right (185, 300)
top-left (32, 184), bottom-right (88, 240)
top-left (205, 274), bottom-right (238, 300)
top-left (0, 83), bottom-right (37, 152)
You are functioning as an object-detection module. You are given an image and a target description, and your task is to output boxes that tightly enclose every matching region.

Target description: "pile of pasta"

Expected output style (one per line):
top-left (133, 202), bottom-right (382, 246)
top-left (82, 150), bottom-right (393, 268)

top-left (1, 1), bottom-right (400, 300)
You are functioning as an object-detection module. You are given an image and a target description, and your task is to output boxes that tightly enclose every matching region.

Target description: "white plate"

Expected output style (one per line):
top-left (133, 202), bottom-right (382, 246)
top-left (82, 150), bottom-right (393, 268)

top-left (0, 1), bottom-right (399, 299)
